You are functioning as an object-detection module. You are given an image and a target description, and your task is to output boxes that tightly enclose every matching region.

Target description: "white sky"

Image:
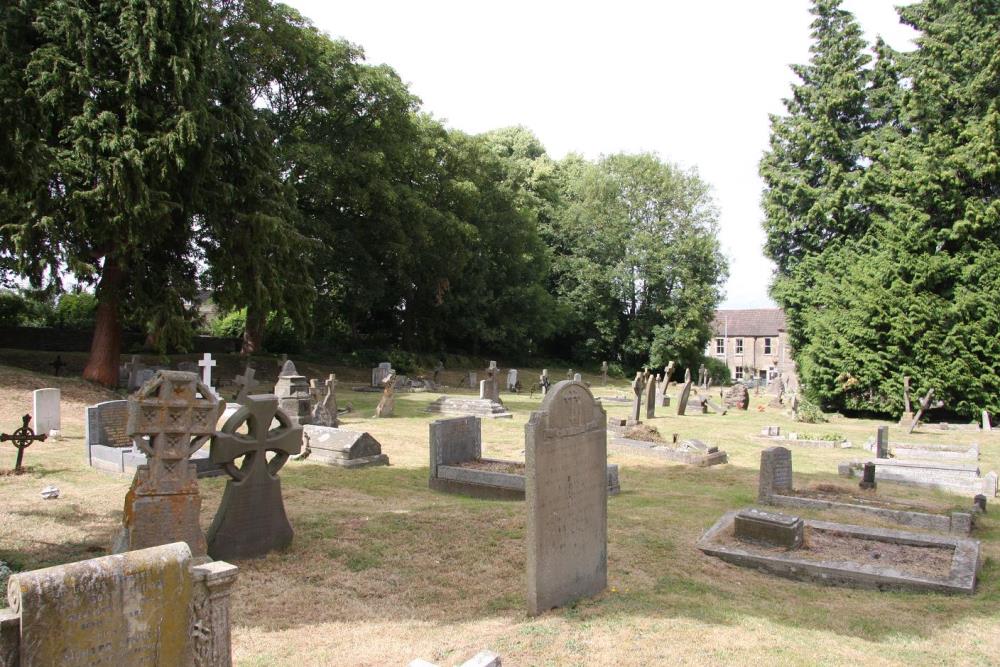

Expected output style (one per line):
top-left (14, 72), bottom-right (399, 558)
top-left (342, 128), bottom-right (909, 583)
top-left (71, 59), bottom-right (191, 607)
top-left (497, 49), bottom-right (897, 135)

top-left (283, 0), bottom-right (918, 308)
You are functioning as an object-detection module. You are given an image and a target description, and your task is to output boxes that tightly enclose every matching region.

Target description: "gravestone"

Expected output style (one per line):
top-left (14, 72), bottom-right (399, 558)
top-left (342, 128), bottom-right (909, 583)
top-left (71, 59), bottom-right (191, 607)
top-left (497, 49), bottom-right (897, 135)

top-left (860, 462), bottom-right (877, 490)
top-left (724, 384), bottom-right (749, 410)
top-left (84, 400), bottom-right (130, 464)
top-left (0, 542), bottom-right (237, 667)
top-left (274, 360), bottom-right (313, 427)
top-left (375, 372), bottom-right (397, 418)
top-left (467, 371), bottom-right (478, 389)
top-left (566, 369), bottom-right (574, 381)
top-left (525, 380), bottom-right (607, 616)
top-left (1, 415), bottom-right (47, 471)
top-left (876, 426), bottom-right (889, 459)
top-left (540, 369), bottom-right (550, 395)
top-left (900, 375), bottom-right (914, 424)
top-left (113, 371), bottom-right (221, 557)
top-left (644, 373), bottom-right (656, 419)
top-left (372, 362), bottom-right (394, 388)
top-left (758, 446), bottom-right (793, 501)
top-left (233, 366), bottom-right (257, 403)
top-left (574, 372), bottom-right (583, 382)
top-left (124, 355), bottom-right (144, 391)
top-left (208, 395), bottom-right (302, 560)
top-left (698, 364), bottom-right (707, 389)
top-left (303, 425), bottom-right (388, 468)
top-left (480, 363), bottom-right (500, 403)
top-left (907, 388), bottom-right (935, 434)
top-left (664, 361), bottom-right (675, 385)
top-left (656, 375), bottom-right (671, 407)
top-left (32, 388), bottom-right (60, 436)
top-left (507, 369), bottom-right (518, 392)
top-left (197, 353), bottom-right (217, 394)
top-left (630, 372), bottom-right (644, 422)
top-left (676, 379), bottom-right (693, 416)
top-left (983, 410), bottom-right (991, 432)
top-left (601, 361), bottom-right (608, 386)
top-left (735, 508), bottom-right (803, 549)
top-left (310, 374), bottom-right (338, 427)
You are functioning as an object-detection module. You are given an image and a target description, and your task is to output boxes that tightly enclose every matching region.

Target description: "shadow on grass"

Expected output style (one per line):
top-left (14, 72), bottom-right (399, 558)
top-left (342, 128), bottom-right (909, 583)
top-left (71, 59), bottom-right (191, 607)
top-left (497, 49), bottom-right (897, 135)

top-left (223, 460), bottom-right (997, 644)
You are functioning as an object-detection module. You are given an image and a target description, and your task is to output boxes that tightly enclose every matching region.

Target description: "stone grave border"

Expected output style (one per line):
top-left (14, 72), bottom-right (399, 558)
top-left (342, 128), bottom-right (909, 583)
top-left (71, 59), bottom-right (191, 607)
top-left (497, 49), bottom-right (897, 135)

top-left (749, 434), bottom-right (851, 449)
top-left (697, 510), bottom-right (981, 594)
top-left (609, 436), bottom-right (728, 467)
top-left (863, 438), bottom-right (979, 462)
top-left (838, 459), bottom-right (998, 498)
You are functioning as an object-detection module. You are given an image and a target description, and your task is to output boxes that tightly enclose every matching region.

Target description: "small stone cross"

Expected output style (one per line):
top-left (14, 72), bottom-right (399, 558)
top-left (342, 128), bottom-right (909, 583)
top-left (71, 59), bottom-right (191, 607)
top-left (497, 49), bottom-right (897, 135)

top-left (49, 355), bottom-right (66, 377)
top-left (199, 353), bottom-right (217, 389)
top-left (234, 366), bottom-right (256, 403)
top-left (2, 414), bottom-right (47, 471)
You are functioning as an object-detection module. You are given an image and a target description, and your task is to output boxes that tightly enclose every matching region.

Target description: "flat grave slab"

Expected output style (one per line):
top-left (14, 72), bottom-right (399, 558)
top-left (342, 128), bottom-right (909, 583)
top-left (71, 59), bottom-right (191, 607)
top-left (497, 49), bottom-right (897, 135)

top-left (610, 436), bottom-right (728, 467)
top-left (302, 425), bottom-right (389, 468)
top-left (734, 508), bottom-right (804, 549)
top-left (426, 396), bottom-right (512, 419)
top-left (750, 431), bottom-right (851, 449)
top-left (864, 438), bottom-right (979, 462)
top-left (698, 510), bottom-right (981, 594)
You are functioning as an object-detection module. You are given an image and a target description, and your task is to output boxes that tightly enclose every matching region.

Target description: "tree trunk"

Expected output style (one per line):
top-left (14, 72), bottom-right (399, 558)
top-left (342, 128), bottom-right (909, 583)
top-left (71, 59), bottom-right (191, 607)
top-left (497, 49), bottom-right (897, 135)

top-left (242, 305), bottom-right (265, 355)
top-left (82, 257), bottom-right (124, 387)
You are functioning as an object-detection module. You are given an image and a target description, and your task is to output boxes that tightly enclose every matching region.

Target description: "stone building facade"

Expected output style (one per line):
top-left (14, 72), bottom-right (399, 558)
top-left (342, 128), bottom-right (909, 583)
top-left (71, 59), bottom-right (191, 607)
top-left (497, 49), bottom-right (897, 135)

top-left (707, 309), bottom-right (797, 387)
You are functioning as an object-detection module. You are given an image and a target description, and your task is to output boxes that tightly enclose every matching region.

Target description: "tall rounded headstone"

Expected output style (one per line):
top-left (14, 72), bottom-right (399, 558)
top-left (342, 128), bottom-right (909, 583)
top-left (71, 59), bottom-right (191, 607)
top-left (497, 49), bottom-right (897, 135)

top-left (525, 380), bottom-right (607, 616)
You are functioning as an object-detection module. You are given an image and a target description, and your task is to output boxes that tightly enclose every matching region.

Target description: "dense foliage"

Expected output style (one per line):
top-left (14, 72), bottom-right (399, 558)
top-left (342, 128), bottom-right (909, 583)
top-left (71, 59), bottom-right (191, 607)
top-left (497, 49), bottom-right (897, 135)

top-left (761, 0), bottom-right (1000, 419)
top-left (0, 0), bottom-right (726, 384)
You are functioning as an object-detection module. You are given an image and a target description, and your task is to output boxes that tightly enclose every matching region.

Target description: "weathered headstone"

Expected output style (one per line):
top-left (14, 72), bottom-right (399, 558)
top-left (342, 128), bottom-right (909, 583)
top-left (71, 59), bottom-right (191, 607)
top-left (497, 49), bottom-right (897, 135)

top-left (480, 363), bottom-right (500, 403)
top-left (525, 380), bottom-right (607, 616)
top-left (31, 388), bottom-right (60, 436)
top-left (758, 446), bottom-right (792, 501)
top-left (724, 383), bottom-right (749, 410)
top-left (467, 371), bottom-right (478, 389)
top-left (274, 359), bottom-right (313, 427)
top-left (507, 369), bottom-right (519, 392)
top-left (676, 379), bottom-right (693, 416)
top-left (601, 361), bottom-right (608, 386)
top-left (208, 395), bottom-right (302, 560)
top-left (574, 372), bottom-right (583, 382)
top-left (983, 410), bottom-right (992, 432)
top-left (644, 373), bottom-right (656, 419)
top-left (114, 371), bottom-right (221, 557)
top-left (566, 368), bottom-right (574, 381)
top-left (630, 371), bottom-right (644, 422)
top-left (0, 542), bottom-right (237, 666)
top-left (124, 355), bottom-right (144, 391)
top-left (375, 372), bottom-right (397, 418)
top-left (860, 461), bottom-right (877, 490)
top-left (233, 366), bottom-right (256, 404)
top-left (684, 367), bottom-right (691, 384)
top-left (875, 426), bottom-right (889, 459)
top-left (311, 374), bottom-right (338, 426)
top-left (371, 361), bottom-right (394, 388)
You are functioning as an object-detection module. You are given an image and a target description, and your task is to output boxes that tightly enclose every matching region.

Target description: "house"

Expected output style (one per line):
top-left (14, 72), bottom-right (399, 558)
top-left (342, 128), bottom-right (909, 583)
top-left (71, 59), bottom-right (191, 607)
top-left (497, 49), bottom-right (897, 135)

top-left (707, 309), bottom-right (796, 386)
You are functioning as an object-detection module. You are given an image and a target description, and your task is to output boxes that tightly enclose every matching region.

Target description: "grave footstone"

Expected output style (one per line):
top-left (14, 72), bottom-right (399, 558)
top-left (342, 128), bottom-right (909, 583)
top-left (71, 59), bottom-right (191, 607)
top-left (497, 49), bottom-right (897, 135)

top-left (208, 395), bottom-right (302, 560)
top-left (526, 380), bottom-right (607, 616)
top-left (113, 371), bottom-right (221, 557)
top-left (0, 542), bottom-right (237, 666)
top-left (735, 508), bottom-right (803, 549)
top-left (31, 388), bottom-right (60, 436)
top-left (860, 462), bottom-right (877, 490)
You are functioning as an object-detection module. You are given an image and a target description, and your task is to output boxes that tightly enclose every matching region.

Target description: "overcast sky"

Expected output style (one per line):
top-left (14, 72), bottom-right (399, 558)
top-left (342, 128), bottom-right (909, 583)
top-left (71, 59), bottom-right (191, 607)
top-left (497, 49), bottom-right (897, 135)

top-left (283, 0), bottom-right (918, 309)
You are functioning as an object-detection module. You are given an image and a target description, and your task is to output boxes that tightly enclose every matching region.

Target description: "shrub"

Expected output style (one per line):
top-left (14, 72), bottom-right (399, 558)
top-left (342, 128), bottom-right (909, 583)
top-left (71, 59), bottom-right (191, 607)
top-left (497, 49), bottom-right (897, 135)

top-left (49, 292), bottom-right (97, 329)
top-left (703, 356), bottom-right (732, 386)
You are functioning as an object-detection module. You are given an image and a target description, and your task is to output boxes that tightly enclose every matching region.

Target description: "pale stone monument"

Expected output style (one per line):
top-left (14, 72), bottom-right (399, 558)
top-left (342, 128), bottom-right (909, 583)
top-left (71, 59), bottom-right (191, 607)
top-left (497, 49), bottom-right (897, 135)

top-left (540, 369), bottom-right (550, 396)
top-left (375, 372), bottom-right (397, 418)
top-left (208, 395), bottom-right (302, 560)
top-left (480, 362), bottom-right (500, 403)
top-left (0, 542), bottom-right (237, 666)
top-left (526, 380), bottom-right (607, 616)
top-left (507, 369), bottom-right (518, 392)
top-left (113, 371), bottom-right (221, 557)
top-left (31, 388), bottom-right (60, 436)
top-left (601, 361), bottom-right (608, 386)
top-left (198, 352), bottom-right (217, 395)
top-left (274, 359), bottom-right (313, 427)
top-left (630, 371), bottom-right (644, 422)
top-left (574, 373), bottom-right (583, 382)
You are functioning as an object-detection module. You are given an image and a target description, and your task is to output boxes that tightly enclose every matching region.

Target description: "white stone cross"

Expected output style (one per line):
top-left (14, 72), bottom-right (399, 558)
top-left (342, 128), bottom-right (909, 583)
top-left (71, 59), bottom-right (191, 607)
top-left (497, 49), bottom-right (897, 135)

top-left (199, 353), bottom-right (217, 389)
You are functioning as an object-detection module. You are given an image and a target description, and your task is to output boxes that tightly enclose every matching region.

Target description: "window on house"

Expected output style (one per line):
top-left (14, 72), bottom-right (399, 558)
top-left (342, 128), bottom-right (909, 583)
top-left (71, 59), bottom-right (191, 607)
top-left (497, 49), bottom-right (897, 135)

top-left (715, 338), bottom-right (724, 355)
top-left (735, 366), bottom-right (744, 380)
top-left (735, 338), bottom-right (744, 354)
top-left (764, 337), bottom-right (772, 355)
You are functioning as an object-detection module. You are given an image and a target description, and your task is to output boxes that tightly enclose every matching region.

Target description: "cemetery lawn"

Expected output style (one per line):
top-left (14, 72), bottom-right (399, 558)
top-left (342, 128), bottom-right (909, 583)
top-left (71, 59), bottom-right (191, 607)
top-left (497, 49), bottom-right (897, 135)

top-left (2, 357), bottom-right (999, 666)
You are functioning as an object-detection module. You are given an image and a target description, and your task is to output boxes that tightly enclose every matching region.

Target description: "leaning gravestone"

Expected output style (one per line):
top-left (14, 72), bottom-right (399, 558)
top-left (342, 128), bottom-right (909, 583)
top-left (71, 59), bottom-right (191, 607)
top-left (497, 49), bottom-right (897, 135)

top-left (630, 372), bottom-right (644, 422)
top-left (31, 388), bottom-right (60, 436)
top-left (310, 374), bottom-right (338, 427)
top-left (525, 380), bottom-right (607, 616)
top-left (0, 542), bottom-right (237, 666)
top-left (113, 371), bottom-right (221, 557)
top-left (676, 379), bottom-right (693, 416)
top-left (644, 374), bottom-right (656, 419)
top-left (208, 395), bottom-right (302, 560)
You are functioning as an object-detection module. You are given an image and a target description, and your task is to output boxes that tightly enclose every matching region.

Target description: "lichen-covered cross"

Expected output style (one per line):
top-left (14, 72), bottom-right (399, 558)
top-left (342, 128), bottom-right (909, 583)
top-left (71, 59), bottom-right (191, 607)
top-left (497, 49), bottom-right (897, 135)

top-left (212, 395), bottom-right (302, 482)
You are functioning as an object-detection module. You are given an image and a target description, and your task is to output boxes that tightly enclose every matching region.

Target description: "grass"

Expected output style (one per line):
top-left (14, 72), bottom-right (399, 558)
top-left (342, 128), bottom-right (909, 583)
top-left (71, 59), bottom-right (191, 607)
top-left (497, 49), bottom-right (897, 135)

top-left (0, 355), bottom-right (998, 665)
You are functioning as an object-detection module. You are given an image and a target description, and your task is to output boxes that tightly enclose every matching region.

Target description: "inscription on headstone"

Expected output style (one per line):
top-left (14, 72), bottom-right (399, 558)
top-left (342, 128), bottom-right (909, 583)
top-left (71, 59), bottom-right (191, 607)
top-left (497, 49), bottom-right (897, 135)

top-left (525, 380), bottom-right (607, 616)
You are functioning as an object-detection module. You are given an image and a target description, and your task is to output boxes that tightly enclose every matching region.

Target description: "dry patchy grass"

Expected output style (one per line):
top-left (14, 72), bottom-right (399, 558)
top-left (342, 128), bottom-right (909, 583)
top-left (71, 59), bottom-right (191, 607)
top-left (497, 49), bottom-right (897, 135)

top-left (0, 360), bottom-right (999, 665)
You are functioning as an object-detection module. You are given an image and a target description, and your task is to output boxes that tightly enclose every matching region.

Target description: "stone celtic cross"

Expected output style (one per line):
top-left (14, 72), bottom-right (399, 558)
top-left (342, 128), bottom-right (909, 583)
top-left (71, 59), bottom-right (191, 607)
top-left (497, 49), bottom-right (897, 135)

top-left (128, 371), bottom-right (221, 490)
top-left (207, 395), bottom-right (302, 559)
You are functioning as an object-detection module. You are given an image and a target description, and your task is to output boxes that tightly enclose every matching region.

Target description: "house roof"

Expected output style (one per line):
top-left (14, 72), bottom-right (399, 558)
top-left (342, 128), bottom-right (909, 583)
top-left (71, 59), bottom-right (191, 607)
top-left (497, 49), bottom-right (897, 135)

top-left (712, 309), bottom-right (786, 337)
